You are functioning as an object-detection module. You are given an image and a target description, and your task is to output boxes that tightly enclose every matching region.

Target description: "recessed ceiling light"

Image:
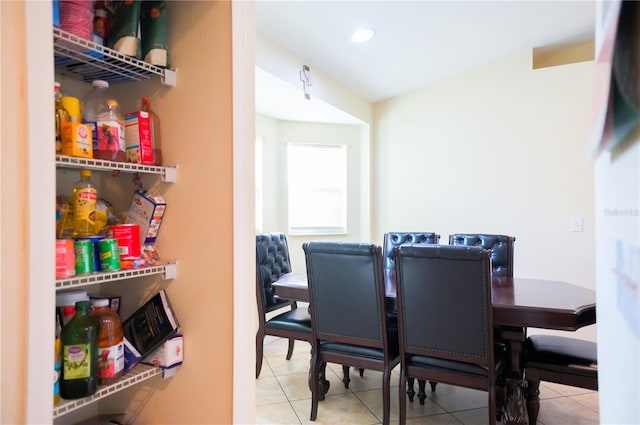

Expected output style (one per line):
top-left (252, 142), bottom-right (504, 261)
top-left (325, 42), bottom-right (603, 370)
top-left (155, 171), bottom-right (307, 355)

top-left (351, 28), bottom-right (375, 43)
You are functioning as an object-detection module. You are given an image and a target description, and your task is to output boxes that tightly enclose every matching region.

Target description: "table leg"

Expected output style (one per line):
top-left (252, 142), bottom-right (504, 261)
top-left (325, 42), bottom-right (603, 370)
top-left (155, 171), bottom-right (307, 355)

top-left (499, 327), bottom-right (527, 425)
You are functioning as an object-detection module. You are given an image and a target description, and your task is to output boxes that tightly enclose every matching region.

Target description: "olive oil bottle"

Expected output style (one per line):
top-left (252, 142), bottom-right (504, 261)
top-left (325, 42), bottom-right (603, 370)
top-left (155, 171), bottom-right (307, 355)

top-left (60, 301), bottom-right (98, 399)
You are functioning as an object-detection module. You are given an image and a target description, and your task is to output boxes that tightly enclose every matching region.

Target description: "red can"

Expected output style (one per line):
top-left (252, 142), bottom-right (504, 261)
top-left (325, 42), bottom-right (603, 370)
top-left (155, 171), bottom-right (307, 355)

top-left (108, 224), bottom-right (141, 258)
top-left (56, 239), bottom-right (76, 279)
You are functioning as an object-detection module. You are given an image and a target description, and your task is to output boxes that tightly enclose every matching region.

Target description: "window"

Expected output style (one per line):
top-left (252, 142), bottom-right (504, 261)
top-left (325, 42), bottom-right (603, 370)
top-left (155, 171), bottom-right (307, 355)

top-left (287, 143), bottom-right (347, 235)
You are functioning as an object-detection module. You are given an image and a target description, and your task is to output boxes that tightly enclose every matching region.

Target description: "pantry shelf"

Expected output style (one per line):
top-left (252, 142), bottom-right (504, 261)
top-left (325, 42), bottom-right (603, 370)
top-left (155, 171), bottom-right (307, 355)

top-left (56, 262), bottom-right (178, 291)
top-left (53, 364), bottom-right (168, 418)
top-left (56, 155), bottom-right (178, 182)
top-left (53, 27), bottom-right (177, 87)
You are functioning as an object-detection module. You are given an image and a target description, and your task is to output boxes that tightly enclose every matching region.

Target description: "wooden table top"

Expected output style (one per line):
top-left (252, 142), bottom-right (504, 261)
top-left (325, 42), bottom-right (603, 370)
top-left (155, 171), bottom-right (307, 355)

top-left (272, 272), bottom-right (596, 331)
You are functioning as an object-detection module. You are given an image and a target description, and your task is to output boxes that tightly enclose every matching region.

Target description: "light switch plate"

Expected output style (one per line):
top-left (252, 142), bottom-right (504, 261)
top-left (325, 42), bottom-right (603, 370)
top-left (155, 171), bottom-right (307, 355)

top-left (570, 216), bottom-right (583, 232)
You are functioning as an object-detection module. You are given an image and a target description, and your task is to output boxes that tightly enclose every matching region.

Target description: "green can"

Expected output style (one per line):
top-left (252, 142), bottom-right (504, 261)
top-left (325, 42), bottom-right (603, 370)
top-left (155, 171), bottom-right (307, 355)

top-left (98, 238), bottom-right (121, 272)
top-left (74, 239), bottom-right (94, 275)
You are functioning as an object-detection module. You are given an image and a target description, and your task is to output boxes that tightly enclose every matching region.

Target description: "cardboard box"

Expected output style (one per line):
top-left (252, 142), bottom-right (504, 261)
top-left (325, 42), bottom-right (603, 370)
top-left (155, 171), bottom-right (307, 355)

top-left (125, 192), bottom-right (166, 244)
top-left (61, 122), bottom-right (92, 158)
top-left (142, 334), bottom-right (183, 369)
top-left (122, 290), bottom-right (180, 373)
top-left (125, 110), bottom-right (153, 164)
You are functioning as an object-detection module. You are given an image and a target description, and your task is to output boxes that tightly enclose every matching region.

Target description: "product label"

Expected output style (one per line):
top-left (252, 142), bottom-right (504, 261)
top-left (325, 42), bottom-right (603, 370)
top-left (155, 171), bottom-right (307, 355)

top-left (74, 188), bottom-right (97, 225)
top-left (63, 344), bottom-right (91, 380)
top-left (96, 120), bottom-right (125, 153)
top-left (98, 341), bottom-right (125, 379)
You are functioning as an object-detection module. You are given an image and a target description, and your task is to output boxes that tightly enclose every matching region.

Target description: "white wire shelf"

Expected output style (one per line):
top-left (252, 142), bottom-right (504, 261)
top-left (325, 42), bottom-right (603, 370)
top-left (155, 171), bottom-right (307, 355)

top-left (53, 27), bottom-right (177, 87)
top-left (56, 262), bottom-right (178, 291)
top-left (56, 155), bottom-right (178, 182)
top-left (53, 364), bottom-right (165, 418)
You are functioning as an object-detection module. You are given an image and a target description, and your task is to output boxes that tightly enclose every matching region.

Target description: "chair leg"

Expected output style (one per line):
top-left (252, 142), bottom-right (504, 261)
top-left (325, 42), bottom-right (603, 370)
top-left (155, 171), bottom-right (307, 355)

top-left (382, 365), bottom-right (392, 425)
top-left (526, 379), bottom-right (541, 425)
top-left (496, 375), bottom-right (506, 422)
top-left (285, 338), bottom-right (295, 360)
top-left (310, 351), bottom-right (320, 421)
top-left (489, 384), bottom-right (497, 425)
top-left (407, 377), bottom-right (415, 402)
top-left (429, 381), bottom-right (438, 392)
top-left (342, 365), bottom-right (351, 388)
top-left (255, 329), bottom-right (264, 378)
top-left (399, 371), bottom-right (407, 425)
top-left (417, 379), bottom-right (427, 405)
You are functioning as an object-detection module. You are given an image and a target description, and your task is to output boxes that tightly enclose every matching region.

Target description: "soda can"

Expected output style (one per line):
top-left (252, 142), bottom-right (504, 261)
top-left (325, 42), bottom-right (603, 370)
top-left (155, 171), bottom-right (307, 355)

top-left (74, 239), bottom-right (94, 275)
top-left (77, 236), bottom-right (104, 273)
top-left (99, 238), bottom-right (122, 272)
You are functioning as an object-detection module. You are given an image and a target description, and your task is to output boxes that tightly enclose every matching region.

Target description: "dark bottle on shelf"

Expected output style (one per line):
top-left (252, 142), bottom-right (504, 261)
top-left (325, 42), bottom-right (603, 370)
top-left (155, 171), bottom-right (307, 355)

top-left (60, 300), bottom-right (99, 399)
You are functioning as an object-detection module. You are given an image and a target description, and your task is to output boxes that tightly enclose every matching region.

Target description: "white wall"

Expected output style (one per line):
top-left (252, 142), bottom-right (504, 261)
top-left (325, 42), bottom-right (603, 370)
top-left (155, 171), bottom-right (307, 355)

top-left (256, 36), bottom-right (372, 125)
top-left (256, 114), bottom-right (367, 271)
top-left (373, 50), bottom-right (596, 341)
top-left (594, 133), bottom-right (640, 423)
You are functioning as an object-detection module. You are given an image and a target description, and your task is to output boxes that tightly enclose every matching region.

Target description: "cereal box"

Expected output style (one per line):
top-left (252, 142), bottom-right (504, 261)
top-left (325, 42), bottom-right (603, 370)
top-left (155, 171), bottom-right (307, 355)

top-left (125, 110), bottom-right (153, 164)
top-left (125, 192), bottom-right (166, 244)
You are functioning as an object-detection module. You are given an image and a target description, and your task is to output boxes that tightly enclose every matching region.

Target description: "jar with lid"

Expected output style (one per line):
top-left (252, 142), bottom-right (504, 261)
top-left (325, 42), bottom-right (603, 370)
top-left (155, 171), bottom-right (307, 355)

top-left (81, 80), bottom-right (126, 162)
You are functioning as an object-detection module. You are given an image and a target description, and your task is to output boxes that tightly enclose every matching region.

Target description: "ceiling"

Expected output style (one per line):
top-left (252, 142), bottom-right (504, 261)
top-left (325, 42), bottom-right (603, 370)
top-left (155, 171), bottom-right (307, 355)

top-left (255, 1), bottom-right (596, 124)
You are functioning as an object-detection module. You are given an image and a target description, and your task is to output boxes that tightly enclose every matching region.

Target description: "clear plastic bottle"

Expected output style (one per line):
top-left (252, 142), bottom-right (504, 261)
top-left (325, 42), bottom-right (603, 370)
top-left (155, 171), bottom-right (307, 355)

top-left (60, 300), bottom-right (98, 399)
top-left (82, 80), bottom-right (126, 162)
top-left (90, 298), bottom-right (124, 386)
top-left (141, 97), bottom-right (163, 166)
top-left (72, 170), bottom-right (97, 238)
top-left (55, 82), bottom-right (70, 154)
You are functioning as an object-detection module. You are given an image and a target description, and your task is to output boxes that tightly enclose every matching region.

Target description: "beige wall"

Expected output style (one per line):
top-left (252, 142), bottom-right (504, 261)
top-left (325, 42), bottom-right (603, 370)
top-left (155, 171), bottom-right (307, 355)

top-left (373, 50), bottom-right (596, 340)
top-left (3, 1), bottom-right (236, 423)
top-left (101, 2), bottom-right (235, 423)
top-left (1, 2), bottom-right (29, 424)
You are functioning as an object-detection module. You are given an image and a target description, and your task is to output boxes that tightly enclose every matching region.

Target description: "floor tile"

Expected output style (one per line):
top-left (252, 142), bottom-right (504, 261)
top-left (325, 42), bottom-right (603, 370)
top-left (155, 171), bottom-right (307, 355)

top-left (291, 392), bottom-right (380, 425)
top-left (256, 375), bottom-right (288, 406)
top-left (424, 383), bottom-right (488, 413)
top-left (536, 396), bottom-right (600, 425)
top-left (256, 401), bottom-right (302, 425)
top-left (256, 337), bottom-right (600, 425)
top-left (402, 412), bottom-right (464, 424)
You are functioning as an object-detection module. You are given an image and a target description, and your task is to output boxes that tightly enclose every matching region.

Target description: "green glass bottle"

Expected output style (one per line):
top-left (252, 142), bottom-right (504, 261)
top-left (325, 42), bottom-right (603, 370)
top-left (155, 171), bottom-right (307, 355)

top-left (60, 300), bottom-right (98, 399)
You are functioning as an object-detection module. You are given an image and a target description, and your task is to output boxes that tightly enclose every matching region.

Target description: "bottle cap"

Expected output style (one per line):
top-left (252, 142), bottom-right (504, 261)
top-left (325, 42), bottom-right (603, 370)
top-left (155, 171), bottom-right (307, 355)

top-left (80, 169), bottom-right (91, 177)
top-left (91, 298), bottom-right (110, 308)
top-left (92, 80), bottom-right (109, 88)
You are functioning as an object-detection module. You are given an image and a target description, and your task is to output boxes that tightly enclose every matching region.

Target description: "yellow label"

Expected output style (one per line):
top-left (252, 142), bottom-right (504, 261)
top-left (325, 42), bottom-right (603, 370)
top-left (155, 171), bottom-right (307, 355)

top-left (74, 188), bottom-right (97, 223)
top-left (61, 123), bottom-right (93, 158)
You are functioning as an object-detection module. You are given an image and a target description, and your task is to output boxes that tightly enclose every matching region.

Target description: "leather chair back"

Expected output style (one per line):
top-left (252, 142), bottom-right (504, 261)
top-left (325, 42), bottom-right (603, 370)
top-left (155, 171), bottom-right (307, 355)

top-left (256, 233), bottom-right (292, 308)
top-left (449, 233), bottom-right (515, 277)
top-left (303, 241), bottom-right (387, 348)
top-left (395, 244), bottom-right (493, 364)
top-left (383, 232), bottom-right (440, 294)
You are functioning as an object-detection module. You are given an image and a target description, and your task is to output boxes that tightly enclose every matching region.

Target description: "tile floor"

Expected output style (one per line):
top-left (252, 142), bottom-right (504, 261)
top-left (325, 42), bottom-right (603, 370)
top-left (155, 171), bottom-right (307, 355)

top-left (256, 336), bottom-right (600, 425)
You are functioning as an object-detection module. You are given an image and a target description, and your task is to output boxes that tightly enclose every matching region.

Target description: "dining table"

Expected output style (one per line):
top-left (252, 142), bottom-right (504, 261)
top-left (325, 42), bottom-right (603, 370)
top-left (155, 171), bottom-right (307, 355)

top-left (271, 271), bottom-right (596, 425)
